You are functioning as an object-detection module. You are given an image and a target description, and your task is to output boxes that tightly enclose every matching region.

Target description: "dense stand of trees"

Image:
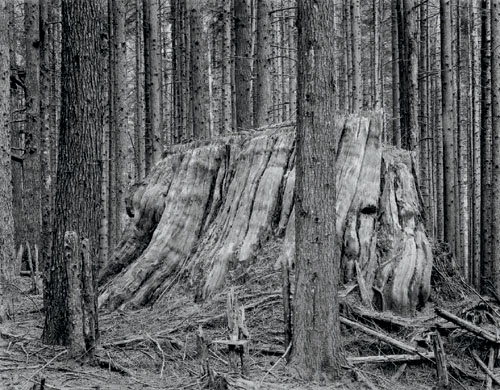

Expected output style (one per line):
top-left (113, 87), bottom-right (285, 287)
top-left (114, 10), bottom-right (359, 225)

top-left (0, 0), bottom-right (500, 381)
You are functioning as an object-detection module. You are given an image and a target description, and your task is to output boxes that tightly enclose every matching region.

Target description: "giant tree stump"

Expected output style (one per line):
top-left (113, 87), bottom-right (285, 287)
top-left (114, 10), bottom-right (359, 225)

top-left (98, 116), bottom-right (432, 315)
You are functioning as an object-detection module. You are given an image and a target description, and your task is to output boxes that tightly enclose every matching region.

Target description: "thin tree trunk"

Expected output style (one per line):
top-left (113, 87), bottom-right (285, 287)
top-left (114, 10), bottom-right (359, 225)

top-left (222, 0), bottom-right (234, 134)
top-left (391, 0), bottom-right (400, 147)
top-left (110, 0), bottom-right (126, 255)
top-left (143, 0), bottom-right (162, 173)
top-left (350, 0), bottom-right (362, 111)
top-left (23, 0), bottom-right (42, 259)
top-left (135, 0), bottom-right (145, 180)
top-left (254, 0), bottom-right (272, 127)
top-left (471, 0), bottom-right (481, 289)
top-left (40, 0), bottom-right (52, 283)
top-left (481, 0), bottom-right (492, 289)
top-left (419, 0), bottom-right (431, 234)
top-left (490, 0), bottom-right (500, 294)
top-left (373, 0), bottom-right (381, 110)
top-left (440, 0), bottom-right (456, 253)
top-left (235, 0), bottom-right (252, 130)
top-left (290, 0), bottom-right (345, 380)
top-left (188, 0), bottom-right (210, 139)
top-left (456, 0), bottom-right (469, 279)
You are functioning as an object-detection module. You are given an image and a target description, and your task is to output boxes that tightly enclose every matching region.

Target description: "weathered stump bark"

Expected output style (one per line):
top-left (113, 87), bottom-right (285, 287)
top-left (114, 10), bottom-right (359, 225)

top-left (65, 232), bottom-right (97, 358)
top-left (99, 116), bottom-right (432, 315)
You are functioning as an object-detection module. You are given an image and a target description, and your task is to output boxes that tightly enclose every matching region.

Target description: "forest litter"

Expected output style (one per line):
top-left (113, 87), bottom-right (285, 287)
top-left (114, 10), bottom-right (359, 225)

top-left (0, 240), bottom-right (498, 390)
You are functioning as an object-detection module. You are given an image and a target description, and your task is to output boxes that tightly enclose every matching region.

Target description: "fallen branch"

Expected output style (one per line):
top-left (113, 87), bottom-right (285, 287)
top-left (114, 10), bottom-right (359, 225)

top-left (352, 368), bottom-right (379, 390)
top-left (340, 316), bottom-right (424, 356)
top-left (471, 350), bottom-right (500, 387)
top-left (348, 352), bottom-right (434, 365)
top-left (448, 360), bottom-right (485, 382)
top-left (102, 334), bottom-right (182, 349)
top-left (96, 355), bottom-right (132, 376)
top-left (260, 343), bottom-right (292, 386)
top-left (435, 308), bottom-right (499, 343)
top-left (22, 350), bottom-right (67, 389)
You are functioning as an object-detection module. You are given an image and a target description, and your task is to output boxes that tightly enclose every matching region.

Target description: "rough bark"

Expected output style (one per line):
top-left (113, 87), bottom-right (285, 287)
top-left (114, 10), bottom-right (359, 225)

top-left (43, 0), bottom-right (104, 345)
top-left (290, 0), bottom-right (345, 379)
top-left (471, 0), bottom-right (482, 289)
top-left (143, 0), bottom-right (162, 173)
top-left (134, 0), bottom-right (145, 180)
top-left (110, 0), bottom-right (126, 255)
top-left (254, 0), bottom-right (272, 127)
top-left (99, 117), bottom-right (432, 317)
top-left (23, 0), bottom-right (42, 261)
top-left (491, 0), bottom-right (500, 294)
top-left (350, 0), bottom-right (362, 112)
top-left (391, 0), bottom-right (401, 147)
top-left (40, 0), bottom-right (53, 279)
top-left (481, 0), bottom-right (492, 290)
top-left (235, 0), bottom-right (252, 131)
top-left (0, 0), bottom-right (15, 322)
top-left (440, 0), bottom-right (456, 255)
top-left (188, 0), bottom-right (210, 139)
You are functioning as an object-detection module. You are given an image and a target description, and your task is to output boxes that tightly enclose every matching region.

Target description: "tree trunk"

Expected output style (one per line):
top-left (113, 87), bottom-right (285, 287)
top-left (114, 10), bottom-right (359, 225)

top-left (289, 0), bottom-right (345, 380)
top-left (440, 0), bottom-right (456, 254)
top-left (491, 0), bottom-right (500, 294)
top-left (418, 0), bottom-right (430, 233)
top-left (456, 0), bottom-right (469, 280)
top-left (254, 0), bottom-right (272, 127)
top-left (110, 0), bottom-right (126, 255)
top-left (0, 0), bottom-right (15, 322)
top-left (391, 0), bottom-right (400, 147)
top-left (397, 0), bottom-right (418, 151)
top-left (471, 0), bottom-right (481, 289)
top-left (134, 0), bottom-right (145, 179)
top-left (350, 0), bottom-right (362, 112)
top-left (188, 0), bottom-right (210, 139)
top-left (481, 0), bottom-right (492, 290)
top-left (373, 0), bottom-right (381, 110)
top-left (235, 0), bottom-right (252, 131)
top-left (222, 0), bottom-right (234, 134)
top-left (23, 0), bottom-right (42, 262)
top-left (43, 0), bottom-right (104, 345)
top-left (40, 0), bottom-right (53, 279)
top-left (143, 0), bottom-right (162, 174)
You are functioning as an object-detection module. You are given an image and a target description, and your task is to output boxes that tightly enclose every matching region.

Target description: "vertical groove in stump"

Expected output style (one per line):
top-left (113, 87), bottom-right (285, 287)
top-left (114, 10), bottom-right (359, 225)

top-left (64, 231), bottom-right (84, 357)
top-left (431, 332), bottom-right (450, 389)
top-left (81, 238), bottom-right (97, 355)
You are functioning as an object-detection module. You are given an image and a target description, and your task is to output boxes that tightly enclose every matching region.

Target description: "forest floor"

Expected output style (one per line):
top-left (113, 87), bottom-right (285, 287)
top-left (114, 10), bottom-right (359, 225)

top-left (0, 239), bottom-right (494, 390)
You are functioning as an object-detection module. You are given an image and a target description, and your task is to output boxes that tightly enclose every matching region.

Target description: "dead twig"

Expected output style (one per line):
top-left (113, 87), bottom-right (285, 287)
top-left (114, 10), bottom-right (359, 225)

top-left (471, 349), bottom-right (500, 387)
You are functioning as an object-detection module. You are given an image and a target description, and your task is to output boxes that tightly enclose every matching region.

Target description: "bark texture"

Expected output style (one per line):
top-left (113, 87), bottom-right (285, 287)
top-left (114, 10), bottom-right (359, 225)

top-left (43, 0), bottom-right (104, 345)
top-left (99, 116), bottom-right (432, 316)
top-left (0, 0), bottom-right (15, 322)
top-left (290, 0), bottom-right (344, 379)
